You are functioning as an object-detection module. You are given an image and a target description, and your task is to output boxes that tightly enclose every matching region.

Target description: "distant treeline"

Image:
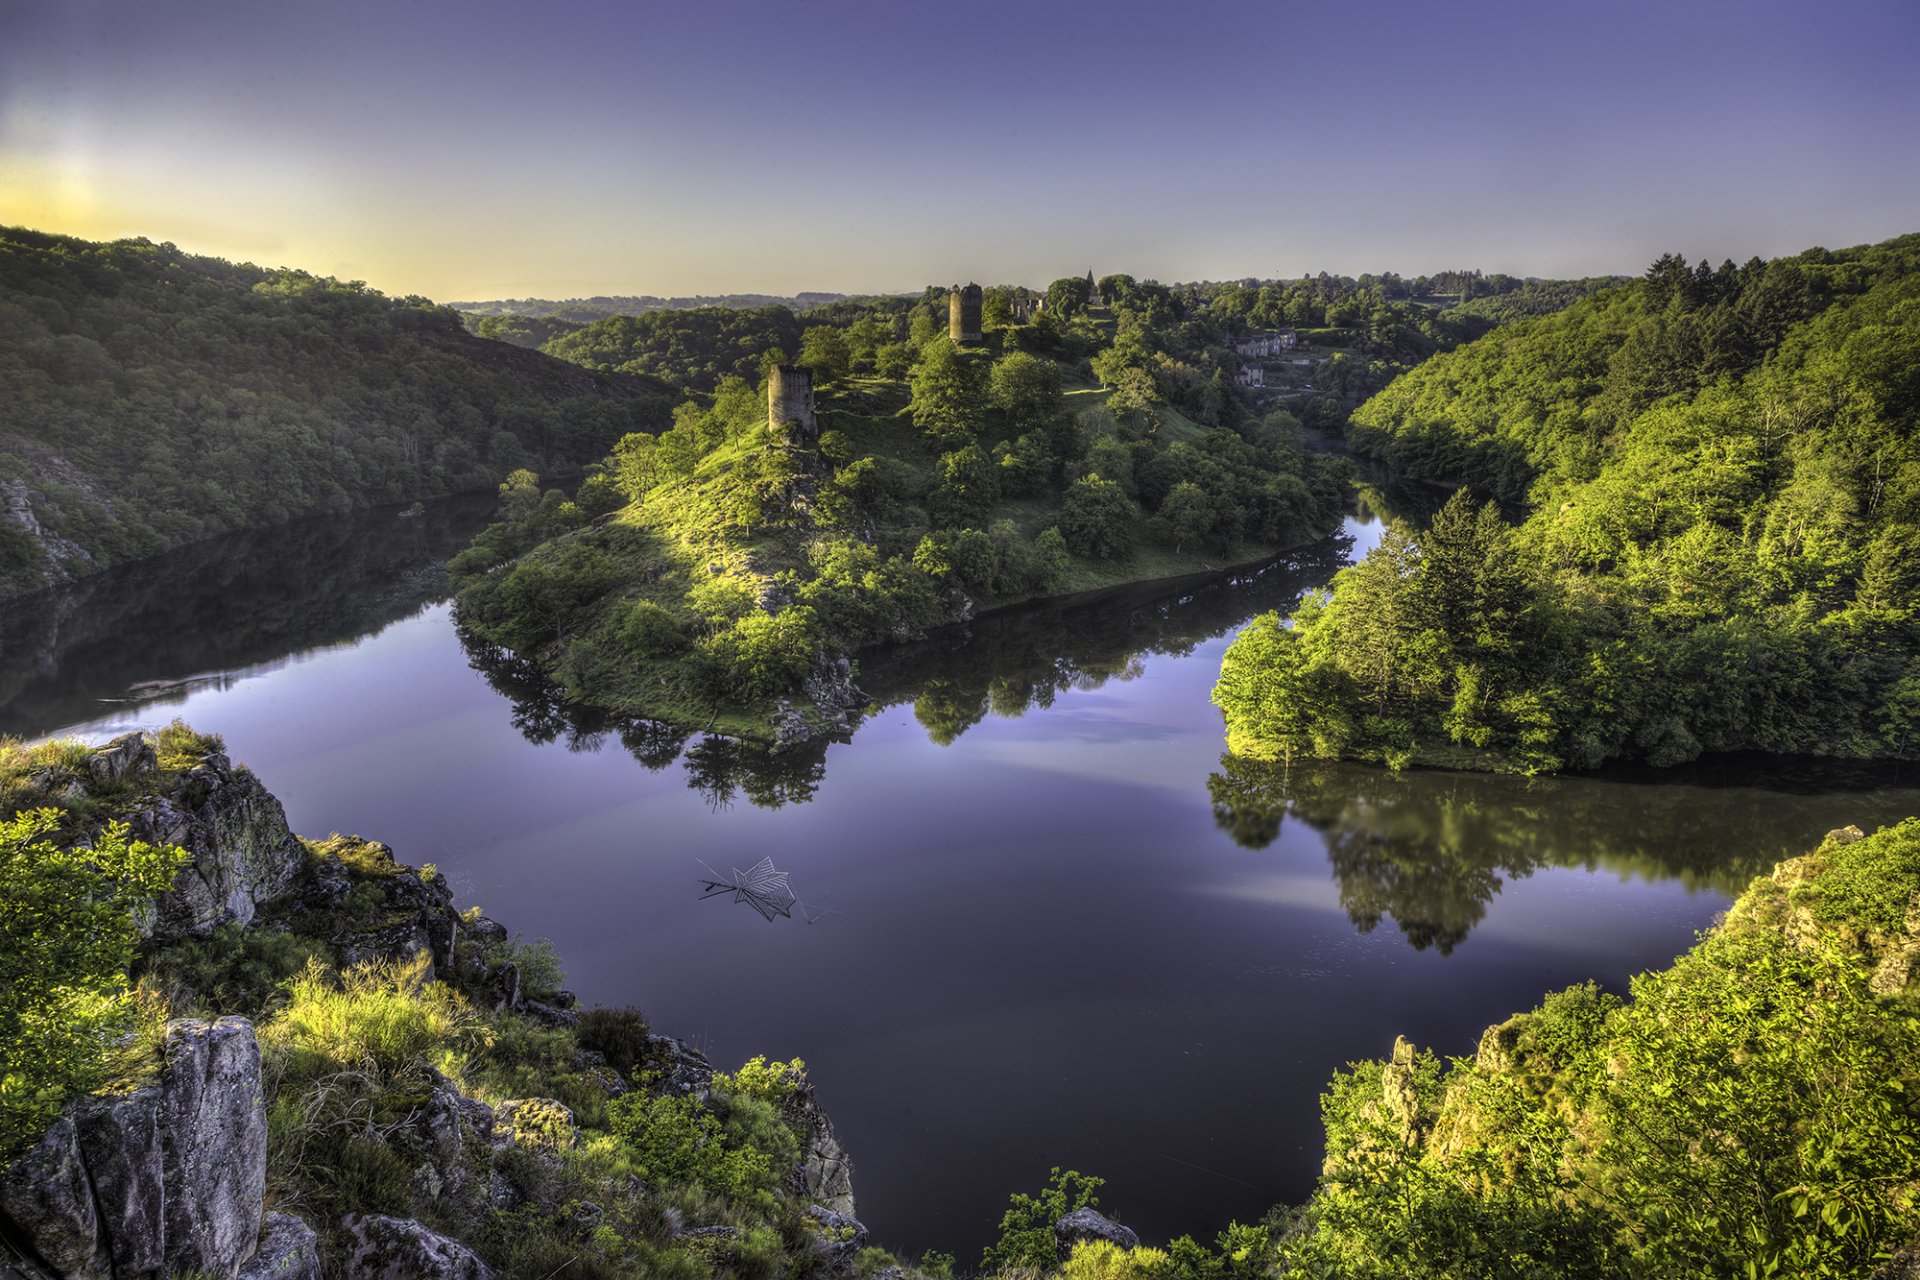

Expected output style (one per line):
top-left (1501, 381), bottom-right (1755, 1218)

top-left (449, 291), bottom-right (852, 323)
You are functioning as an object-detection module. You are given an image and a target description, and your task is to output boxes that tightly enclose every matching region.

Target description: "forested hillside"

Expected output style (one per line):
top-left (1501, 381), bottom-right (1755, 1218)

top-left (450, 278), bottom-right (1355, 742)
top-left (0, 228), bottom-right (676, 597)
top-left (1217, 235), bottom-right (1920, 772)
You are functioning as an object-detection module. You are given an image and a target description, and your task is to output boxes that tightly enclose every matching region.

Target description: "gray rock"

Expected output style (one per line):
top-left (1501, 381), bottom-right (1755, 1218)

top-left (0, 1116), bottom-right (104, 1279)
top-left (341, 1215), bottom-right (495, 1280)
top-left (159, 1017), bottom-right (269, 1278)
top-left (1055, 1208), bottom-right (1139, 1262)
top-left (239, 1213), bottom-right (322, 1280)
top-left (466, 915), bottom-right (509, 948)
top-left (486, 961), bottom-right (521, 1012)
top-left (127, 750), bottom-right (308, 939)
top-left (338, 920), bottom-right (436, 975)
top-left (72, 1087), bottom-right (166, 1278)
top-left (647, 1035), bottom-right (714, 1097)
top-left (771, 700), bottom-right (812, 752)
top-left (86, 733), bottom-right (156, 784)
top-left (785, 1083), bottom-right (856, 1217)
top-left (0, 1017), bottom-right (270, 1280)
top-left (519, 999), bottom-right (578, 1029)
top-left (1876, 1238), bottom-right (1920, 1280)
top-left (806, 1205), bottom-right (869, 1272)
top-left (676, 1225), bottom-right (743, 1241)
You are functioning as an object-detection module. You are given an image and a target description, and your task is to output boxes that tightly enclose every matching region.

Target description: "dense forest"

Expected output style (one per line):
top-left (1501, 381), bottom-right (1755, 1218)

top-left (0, 228), bottom-right (676, 597)
top-left (449, 275), bottom-right (1357, 740)
top-left (1216, 235), bottom-right (1920, 772)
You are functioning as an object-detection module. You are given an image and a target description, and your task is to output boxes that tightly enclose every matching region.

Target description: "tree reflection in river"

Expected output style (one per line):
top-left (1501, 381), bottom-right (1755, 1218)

top-left (1208, 753), bottom-right (1920, 953)
top-left (456, 529), bottom-right (1360, 806)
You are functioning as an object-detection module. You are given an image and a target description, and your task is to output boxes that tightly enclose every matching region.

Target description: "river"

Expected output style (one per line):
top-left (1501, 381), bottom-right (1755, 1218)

top-left (5, 497), bottom-right (1916, 1258)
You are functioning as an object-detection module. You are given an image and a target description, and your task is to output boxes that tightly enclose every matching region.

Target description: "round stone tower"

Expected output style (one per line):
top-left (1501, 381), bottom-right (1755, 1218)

top-left (949, 283), bottom-right (984, 344)
top-left (767, 364), bottom-right (818, 446)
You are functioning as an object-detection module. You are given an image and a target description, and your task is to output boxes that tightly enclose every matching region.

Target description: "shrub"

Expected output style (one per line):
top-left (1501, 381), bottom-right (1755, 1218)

top-left (576, 1006), bottom-right (652, 1077)
top-left (0, 812), bottom-right (185, 1160)
top-left (981, 1167), bottom-right (1106, 1272)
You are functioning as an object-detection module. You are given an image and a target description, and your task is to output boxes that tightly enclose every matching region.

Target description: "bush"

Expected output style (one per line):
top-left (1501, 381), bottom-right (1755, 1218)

top-left (0, 811), bottom-right (185, 1160)
top-left (576, 1006), bottom-right (652, 1077)
top-left (981, 1167), bottom-right (1106, 1272)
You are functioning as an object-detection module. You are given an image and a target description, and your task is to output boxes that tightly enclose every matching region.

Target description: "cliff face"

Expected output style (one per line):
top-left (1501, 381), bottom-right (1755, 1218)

top-left (2, 730), bottom-right (861, 1280)
top-left (0, 1017), bottom-right (277, 1280)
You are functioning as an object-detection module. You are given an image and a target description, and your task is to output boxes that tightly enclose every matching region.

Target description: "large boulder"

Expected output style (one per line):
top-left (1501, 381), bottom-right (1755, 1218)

top-left (72, 1087), bottom-right (167, 1277)
top-left (0, 1116), bottom-right (101, 1278)
top-left (1055, 1208), bottom-right (1140, 1263)
top-left (341, 1215), bottom-right (495, 1280)
top-left (0, 1017), bottom-right (268, 1280)
top-left (159, 1017), bottom-right (270, 1277)
top-left (238, 1214), bottom-right (322, 1280)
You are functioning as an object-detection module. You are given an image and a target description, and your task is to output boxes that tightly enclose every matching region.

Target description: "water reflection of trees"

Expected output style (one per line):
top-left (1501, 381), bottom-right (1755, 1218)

top-left (0, 496), bottom-right (499, 736)
top-left (1207, 754), bottom-right (1920, 954)
top-left (460, 531), bottom-right (1360, 809)
top-left (459, 635), bottom-right (826, 810)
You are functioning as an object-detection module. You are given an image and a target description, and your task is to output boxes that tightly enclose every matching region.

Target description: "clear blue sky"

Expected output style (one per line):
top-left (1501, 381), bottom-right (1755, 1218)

top-left (3, 0), bottom-right (1915, 300)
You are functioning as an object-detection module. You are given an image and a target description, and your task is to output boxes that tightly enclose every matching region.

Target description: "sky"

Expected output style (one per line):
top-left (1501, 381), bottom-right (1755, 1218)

top-left (2, 0), bottom-right (1917, 301)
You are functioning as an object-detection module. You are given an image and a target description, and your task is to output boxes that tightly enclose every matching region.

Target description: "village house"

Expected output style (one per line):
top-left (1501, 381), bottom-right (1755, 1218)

top-left (1233, 329), bottom-right (1298, 358)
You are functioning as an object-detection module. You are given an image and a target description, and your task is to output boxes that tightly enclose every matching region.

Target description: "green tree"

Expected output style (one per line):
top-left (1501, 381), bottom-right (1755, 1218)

top-left (2, 811), bottom-right (186, 1158)
top-left (798, 326), bottom-right (852, 382)
top-left (1061, 474), bottom-right (1139, 561)
top-left (990, 350), bottom-right (1065, 435)
top-left (910, 338), bottom-right (989, 445)
top-left (982, 1167), bottom-right (1106, 1272)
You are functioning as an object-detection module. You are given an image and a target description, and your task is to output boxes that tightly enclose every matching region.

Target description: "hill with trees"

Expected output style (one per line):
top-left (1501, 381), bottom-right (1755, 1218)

top-left (0, 228), bottom-right (677, 599)
top-left (1216, 234), bottom-right (1920, 773)
top-left (448, 279), bottom-right (1357, 742)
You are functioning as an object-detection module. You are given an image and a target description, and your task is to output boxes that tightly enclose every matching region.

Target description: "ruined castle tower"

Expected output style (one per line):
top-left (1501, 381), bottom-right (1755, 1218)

top-left (767, 364), bottom-right (818, 446)
top-left (949, 283), bottom-right (984, 344)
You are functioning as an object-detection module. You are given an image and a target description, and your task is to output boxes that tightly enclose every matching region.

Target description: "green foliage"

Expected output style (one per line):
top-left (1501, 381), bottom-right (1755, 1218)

top-left (1061, 474), bottom-right (1140, 561)
top-left (454, 273), bottom-right (1355, 738)
top-left (261, 954), bottom-right (483, 1085)
top-left (0, 811), bottom-right (185, 1159)
top-left (1062, 1240), bottom-right (1171, 1280)
top-left (697, 607), bottom-right (821, 702)
top-left (1234, 235), bottom-right (1920, 771)
top-left (541, 305), bottom-right (805, 391)
top-left (981, 1167), bottom-right (1106, 1272)
top-left (0, 227), bottom-right (672, 593)
top-left (1278, 819), bottom-right (1920, 1278)
top-left (910, 337), bottom-right (991, 444)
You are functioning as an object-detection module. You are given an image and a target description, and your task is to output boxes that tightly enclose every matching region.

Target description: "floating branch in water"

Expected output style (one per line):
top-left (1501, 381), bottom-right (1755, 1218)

top-left (698, 856), bottom-right (798, 922)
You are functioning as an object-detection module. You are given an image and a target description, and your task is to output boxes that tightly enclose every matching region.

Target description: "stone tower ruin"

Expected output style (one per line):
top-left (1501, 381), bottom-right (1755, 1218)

top-left (949, 283), bottom-right (984, 344)
top-left (767, 364), bottom-right (818, 446)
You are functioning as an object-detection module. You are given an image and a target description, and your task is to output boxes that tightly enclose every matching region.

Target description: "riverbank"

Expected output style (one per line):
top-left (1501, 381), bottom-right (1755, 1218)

top-left (1, 726), bottom-right (871, 1278)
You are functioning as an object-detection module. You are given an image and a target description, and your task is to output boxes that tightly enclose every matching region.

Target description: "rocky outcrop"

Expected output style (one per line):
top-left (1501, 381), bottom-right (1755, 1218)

top-left (340, 1215), bottom-right (494, 1280)
top-left (238, 1214), bottom-right (321, 1280)
top-left (805, 1206), bottom-right (869, 1272)
top-left (1055, 1207), bottom-right (1140, 1261)
top-left (787, 1083), bottom-right (857, 1217)
top-left (0, 1018), bottom-right (268, 1280)
top-left (112, 742), bottom-right (308, 941)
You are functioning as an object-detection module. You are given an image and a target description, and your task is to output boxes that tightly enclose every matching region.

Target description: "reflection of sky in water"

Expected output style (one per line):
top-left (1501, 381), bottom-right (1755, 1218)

top-left (15, 510), bottom-right (1912, 1258)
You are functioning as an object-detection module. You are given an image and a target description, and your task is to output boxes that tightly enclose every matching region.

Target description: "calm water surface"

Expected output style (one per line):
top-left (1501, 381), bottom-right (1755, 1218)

top-left (6, 501), bottom-right (1917, 1257)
